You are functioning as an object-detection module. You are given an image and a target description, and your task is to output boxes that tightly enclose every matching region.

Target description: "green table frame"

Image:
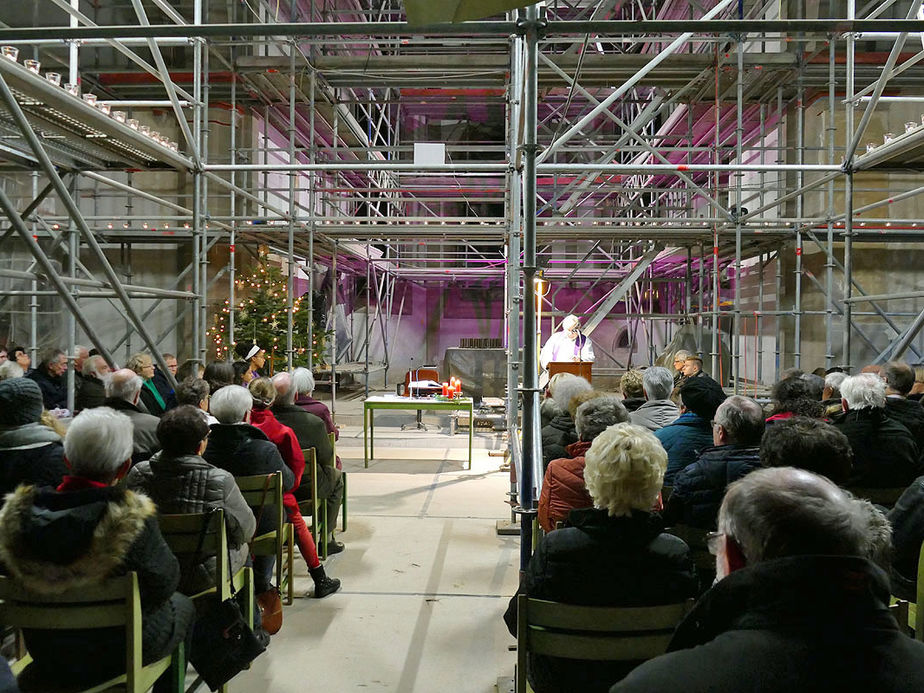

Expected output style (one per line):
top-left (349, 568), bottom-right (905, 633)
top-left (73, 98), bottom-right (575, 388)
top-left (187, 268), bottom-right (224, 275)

top-left (363, 397), bottom-right (474, 469)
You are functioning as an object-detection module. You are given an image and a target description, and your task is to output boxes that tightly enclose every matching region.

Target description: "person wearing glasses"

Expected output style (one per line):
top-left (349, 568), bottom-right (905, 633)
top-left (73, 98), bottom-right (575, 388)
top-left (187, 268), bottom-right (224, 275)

top-left (539, 315), bottom-right (595, 388)
top-left (612, 467), bottom-right (924, 692)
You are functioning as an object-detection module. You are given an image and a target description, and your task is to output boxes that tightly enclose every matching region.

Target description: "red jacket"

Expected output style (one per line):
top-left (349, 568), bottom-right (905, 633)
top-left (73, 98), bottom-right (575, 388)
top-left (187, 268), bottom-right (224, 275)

top-left (537, 455), bottom-right (592, 533)
top-left (249, 408), bottom-right (306, 491)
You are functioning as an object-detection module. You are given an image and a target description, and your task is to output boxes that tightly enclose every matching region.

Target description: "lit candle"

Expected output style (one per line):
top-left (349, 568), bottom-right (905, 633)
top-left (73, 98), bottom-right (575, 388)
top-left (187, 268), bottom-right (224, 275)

top-left (442, 382), bottom-right (449, 397)
top-left (447, 385), bottom-right (455, 399)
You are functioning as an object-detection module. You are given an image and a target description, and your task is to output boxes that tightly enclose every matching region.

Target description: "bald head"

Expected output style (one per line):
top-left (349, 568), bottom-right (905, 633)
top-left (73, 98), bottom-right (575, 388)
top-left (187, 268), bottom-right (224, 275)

top-left (719, 467), bottom-right (870, 570)
top-left (106, 368), bottom-right (143, 404)
top-left (272, 371), bottom-right (296, 405)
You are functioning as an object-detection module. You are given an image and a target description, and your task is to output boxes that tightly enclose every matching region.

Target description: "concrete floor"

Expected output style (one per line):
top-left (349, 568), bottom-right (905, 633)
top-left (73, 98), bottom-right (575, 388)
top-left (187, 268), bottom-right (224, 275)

top-left (233, 394), bottom-right (520, 692)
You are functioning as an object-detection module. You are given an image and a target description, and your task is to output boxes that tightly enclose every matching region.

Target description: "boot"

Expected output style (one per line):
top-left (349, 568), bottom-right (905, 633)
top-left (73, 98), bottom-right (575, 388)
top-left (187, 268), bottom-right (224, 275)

top-left (309, 564), bottom-right (341, 599)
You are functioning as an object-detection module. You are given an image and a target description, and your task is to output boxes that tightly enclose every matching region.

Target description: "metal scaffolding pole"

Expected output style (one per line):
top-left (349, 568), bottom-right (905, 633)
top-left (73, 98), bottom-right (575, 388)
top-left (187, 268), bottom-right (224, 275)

top-left (518, 4), bottom-right (542, 572)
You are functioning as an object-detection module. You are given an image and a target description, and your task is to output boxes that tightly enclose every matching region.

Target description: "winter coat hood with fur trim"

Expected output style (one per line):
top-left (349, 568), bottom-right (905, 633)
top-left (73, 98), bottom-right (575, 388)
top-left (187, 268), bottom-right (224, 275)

top-left (0, 484), bottom-right (154, 593)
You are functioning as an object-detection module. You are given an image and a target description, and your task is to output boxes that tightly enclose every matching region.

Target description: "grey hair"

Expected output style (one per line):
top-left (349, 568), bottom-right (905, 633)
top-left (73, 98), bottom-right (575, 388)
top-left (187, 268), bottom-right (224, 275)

top-left (106, 369), bottom-right (143, 402)
top-left (840, 373), bottom-right (887, 410)
top-left (209, 385), bottom-right (253, 424)
top-left (82, 354), bottom-right (107, 378)
top-left (882, 360), bottom-right (915, 395)
top-left (272, 371), bottom-right (296, 405)
top-left (562, 314), bottom-right (580, 331)
top-left (175, 377), bottom-right (209, 406)
top-left (824, 371), bottom-right (848, 398)
top-left (0, 361), bottom-right (24, 381)
top-left (714, 395), bottom-right (765, 445)
top-left (575, 396), bottom-right (629, 442)
top-left (540, 397), bottom-right (563, 422)
top-left (718, 467), bottom-right (870, 565)
top-left (550, 374), bottom-right (592, 411)
top-left (799, 373), bottom-right (825, 400)
top-left (38, 347), bottom-right (65, 371)
top-left (292, 367), bottom-right (315, 395)
top-left (643, 367), bottom-right (674, 400)
top-left (674, 349), bottom-right (691, 362)
top-left (64, 407), bottom-right (134, 480)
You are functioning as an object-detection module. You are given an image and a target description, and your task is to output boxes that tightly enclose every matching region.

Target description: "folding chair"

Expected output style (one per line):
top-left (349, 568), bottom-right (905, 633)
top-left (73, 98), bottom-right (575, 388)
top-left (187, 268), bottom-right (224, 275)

top-left (0, 572), bottom-right (185, 693)
top-left (331, 431), bottom-right (348, 532)
top-left (297, 447), bottom-right (329, 561)
top-left (515, 596), bottom-right (694, 693)
top-left (235, 472), bottom-right (295, 605)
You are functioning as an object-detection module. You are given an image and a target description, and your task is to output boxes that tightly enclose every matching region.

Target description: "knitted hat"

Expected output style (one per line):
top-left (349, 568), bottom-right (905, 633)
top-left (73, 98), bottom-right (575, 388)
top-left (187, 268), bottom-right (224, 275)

top-left (0, 378), bottom-right (44, 425)
top-left (679, 378), bottom-right (727, 421)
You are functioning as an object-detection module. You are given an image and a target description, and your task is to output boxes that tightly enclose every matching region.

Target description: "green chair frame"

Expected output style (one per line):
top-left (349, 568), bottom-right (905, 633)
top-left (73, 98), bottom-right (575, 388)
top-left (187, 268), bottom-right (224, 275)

top-left (158, 509), bottom-right (253, 612)
top-left (235, 472), bottom-right (295, 605)
top-left (515, 596), bottom-right (694, 693)
top-left (158, 509), bottom-right (253, 693)
top-left (298, 434), bottom-right (349, 562)
top-left (0, 572), bottom-right (185, 693)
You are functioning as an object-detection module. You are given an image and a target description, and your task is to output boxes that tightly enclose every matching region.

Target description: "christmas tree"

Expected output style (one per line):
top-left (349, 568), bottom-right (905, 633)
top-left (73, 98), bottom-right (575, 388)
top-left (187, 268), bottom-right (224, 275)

top-left (207, 253), bottom-right (329, 370)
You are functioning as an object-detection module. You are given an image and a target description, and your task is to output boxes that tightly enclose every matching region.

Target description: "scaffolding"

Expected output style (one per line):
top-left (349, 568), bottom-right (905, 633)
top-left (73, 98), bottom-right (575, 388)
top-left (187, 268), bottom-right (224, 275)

top-left (2, 3), bottom-right (924, 494)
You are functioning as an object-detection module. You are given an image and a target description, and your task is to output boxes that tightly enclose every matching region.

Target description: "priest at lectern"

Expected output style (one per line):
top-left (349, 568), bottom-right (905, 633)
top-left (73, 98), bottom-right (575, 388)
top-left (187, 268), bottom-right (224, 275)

top-left (540, 314), bottom-right (595, 372)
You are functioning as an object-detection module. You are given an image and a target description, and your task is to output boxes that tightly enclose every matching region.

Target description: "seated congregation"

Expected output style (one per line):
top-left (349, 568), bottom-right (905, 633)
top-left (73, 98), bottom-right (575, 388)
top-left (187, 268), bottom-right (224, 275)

top-left (0, 349), bottom-right (344, 691)
top-left (516, 358), bottom-right (924, 693)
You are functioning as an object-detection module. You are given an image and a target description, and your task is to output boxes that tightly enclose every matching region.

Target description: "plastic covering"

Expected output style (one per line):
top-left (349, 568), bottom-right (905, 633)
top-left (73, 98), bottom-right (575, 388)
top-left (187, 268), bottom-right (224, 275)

top-left (442, 347), bottom-right (507, 401)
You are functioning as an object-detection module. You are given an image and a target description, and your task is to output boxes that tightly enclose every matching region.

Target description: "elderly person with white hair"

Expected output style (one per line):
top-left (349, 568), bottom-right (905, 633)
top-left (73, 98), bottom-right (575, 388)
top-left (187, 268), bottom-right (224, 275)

top-left (822, 370), bottom-right (848, 416)
top-left (103, 368), bottom-right (162, 463)
top-left (292, 367), bottom-right (338, 442)
top-left (0, 407), bottom-right (195, 689)
top-left (537, 396), bottom-right (629, 532)
top-left (832, 373), bottom-right (922, 489)
top-left (74, 353), bottom-right (110, 412)
top-left (271, 371), bottom-right (344, 553)
top-left (0, 360), bottom-right (24, 381)
top-left (630, 366), bottom-right (680, 431)
top-left (541, 374), bottom-right (593, 465)
top-left (505, 423), bottom-right (697, 693)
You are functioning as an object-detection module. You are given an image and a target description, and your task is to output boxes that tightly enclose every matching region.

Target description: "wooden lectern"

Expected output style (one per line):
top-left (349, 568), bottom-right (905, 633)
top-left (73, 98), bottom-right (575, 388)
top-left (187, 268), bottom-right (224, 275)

top-left (548, 361), bottom-right (592, 383)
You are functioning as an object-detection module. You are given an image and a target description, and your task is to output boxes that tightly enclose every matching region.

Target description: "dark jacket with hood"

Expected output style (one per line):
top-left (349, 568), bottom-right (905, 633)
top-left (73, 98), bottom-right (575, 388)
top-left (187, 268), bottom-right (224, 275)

top-left (0, 481), bottom-right (194, 687)
top-left (833, 407), bottom-right (923, 488)
top-left (504, 508), bottom-right (697, 693)
top-left (126, 451), bottom-right (256, 594)
top-left (611, 555), bottom-right (924, 693)
top-left (541, 414), bottom-right (578, 466)
top-left (656, 412), bottom-right (715, 485)
top-left (0, 424), bottom-right (68, 504)
top-left (663, 444), bottom-right (762, 529)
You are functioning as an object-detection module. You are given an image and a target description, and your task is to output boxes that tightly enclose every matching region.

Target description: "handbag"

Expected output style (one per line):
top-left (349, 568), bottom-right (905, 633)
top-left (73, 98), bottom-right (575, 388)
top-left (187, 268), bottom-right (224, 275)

top-left (256, 586), bottom-right (283, 635)
top-left (251, 474), bottom-right (283, 635)
top-left (186, 508), bottom-right (267, 691)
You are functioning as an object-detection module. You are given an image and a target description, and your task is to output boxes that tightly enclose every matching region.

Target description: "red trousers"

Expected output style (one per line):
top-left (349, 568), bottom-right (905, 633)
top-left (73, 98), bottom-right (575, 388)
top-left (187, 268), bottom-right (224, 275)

top-left (283, 493), bottom-right (320, 570)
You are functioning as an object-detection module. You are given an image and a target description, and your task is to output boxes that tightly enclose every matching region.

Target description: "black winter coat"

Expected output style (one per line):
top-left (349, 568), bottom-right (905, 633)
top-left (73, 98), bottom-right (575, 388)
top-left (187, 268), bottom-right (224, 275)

top-left (504, 508), bottom-right (697, 693)
top-left (885, 396), bottom-right (924, 452)
top-left (0, 483), bottom-right (194, 687)
top-left (74, 376), bottom-right (106, 412)
top-left (887, 474), bottom-right (924, 600)
top-left (612, 555), bottom-right (924, 693)
top-left (0, 424), bottom-right (68, 505)
top-left (203, 423), bottom-right (295, 536)
top-left (833, 408), bottom-right (923, 488)
top-left (541, 414), bottom-right (577, 466)
top-left (26, 369), bottom-right (66, 410)
top-left (663, 444), bottom-right (762, 529)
